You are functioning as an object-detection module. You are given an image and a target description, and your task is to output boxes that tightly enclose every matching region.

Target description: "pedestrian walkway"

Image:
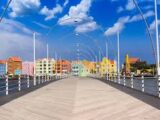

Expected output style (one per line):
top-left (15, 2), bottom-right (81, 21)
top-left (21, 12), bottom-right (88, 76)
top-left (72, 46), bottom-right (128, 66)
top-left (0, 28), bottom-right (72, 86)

top-left (0, 77), bottom-right (160, 120)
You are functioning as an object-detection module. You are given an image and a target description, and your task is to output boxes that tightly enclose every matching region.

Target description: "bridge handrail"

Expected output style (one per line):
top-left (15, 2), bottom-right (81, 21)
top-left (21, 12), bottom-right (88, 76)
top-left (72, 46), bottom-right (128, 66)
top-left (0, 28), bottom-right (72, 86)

top-left (0, 74), bottom-right (69, 96)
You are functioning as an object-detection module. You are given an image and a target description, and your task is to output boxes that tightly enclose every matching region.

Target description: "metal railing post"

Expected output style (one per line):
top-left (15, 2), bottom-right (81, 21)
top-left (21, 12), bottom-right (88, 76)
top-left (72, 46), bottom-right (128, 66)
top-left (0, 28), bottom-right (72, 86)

top-left (49, 75), bottom-right (51, 81)
top-left (42, 75), bottom-right (45, 83)
top-left (46, 74), bottom-right (48, 82)
top-left (38, 75), bottom-right (41, 84)
top-left (158, 77), bottom-right (160, 97)
top-left (45, 74), bottom-right (47, 82)
top-left (131, 73), bottom-right (134, 88)
top-left (141, 73), bottom-right (144, 92)
top-left (6, 75), bottom-right (8, 95)
top-left (123, 73), bottom-right (126, 86)
top-left (41, 75), bottom-right (43, 84)
top-left (118, 73), bottom-right (121, 84)
top-left (33, 75), bottom-right (36, 86)
top-left (27, 75), bottom-right (30, 88)
top-left (18, 75), bottom-right (21, 91)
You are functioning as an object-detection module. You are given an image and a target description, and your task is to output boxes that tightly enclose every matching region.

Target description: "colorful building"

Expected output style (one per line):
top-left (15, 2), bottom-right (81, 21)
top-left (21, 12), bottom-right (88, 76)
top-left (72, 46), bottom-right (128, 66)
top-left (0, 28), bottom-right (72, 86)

top-left (36, 58), bottom-right (55, 76)
top-left (72, 61), bottom-right (81, 76)
top-left (0, 60), bottom-right (7, 76)
top-left (110, 60), bottom-right (117, 77)
top-left (124, 54), bottom-right (131, 74)
top-left (79, 64), bottom-right (89, 77)
top-left (100, 57), bottom-right (117, 77)
top-left (123, 54), bottom-right (140, 74)
top-left (71, 61), bottom-right (89, 77)
top-left (82, 60), bottom-right (96, 74)
top-left (7, 56), bottom-right (22, 75)
top-left (55, 60), bottom-right (71, 74)
top-left (22, 61), bottom-right (34, 76)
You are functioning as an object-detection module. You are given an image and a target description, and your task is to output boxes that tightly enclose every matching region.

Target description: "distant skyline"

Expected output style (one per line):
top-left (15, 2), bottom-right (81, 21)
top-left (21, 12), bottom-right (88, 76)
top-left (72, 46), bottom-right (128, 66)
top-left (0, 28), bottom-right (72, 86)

top-left (0, 0), bottom-right (159, 64)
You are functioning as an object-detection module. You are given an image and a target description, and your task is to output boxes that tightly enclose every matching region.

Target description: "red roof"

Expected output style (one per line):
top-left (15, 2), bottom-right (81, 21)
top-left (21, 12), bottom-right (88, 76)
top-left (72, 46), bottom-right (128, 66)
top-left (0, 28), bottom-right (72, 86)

top-left (129, 58), bottom-right (140, 64)
top-left (110, 60), bottom-right (115, 64)
top-left (0, 60), bottom-right (6, 64)
top-left (8, 56), bottom-right (22, 62)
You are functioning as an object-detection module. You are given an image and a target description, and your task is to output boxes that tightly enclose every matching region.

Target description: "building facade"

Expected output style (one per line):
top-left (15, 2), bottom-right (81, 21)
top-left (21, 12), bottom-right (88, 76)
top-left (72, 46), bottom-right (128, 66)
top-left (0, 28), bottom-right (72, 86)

top-left (36, 58), bottom-right (55, 76)
top-left (55, 60), bottom-right (71, 74)
top-left (100, 57), bottom-right (117, 77)
top-left (82, 60), bottom-right (96, 74)
top-left (22, 62), bottom-right (34, 76)
top-left (0, 60), bottom-right (7, 76)
top-left (123, 54), bottom-right (140, 74)
top-left (71, 61), bottom-right (89, 77)
top-left (7, 56), bottom-right (22, 76)
top-left (72, 61), bottom-right (81, 76)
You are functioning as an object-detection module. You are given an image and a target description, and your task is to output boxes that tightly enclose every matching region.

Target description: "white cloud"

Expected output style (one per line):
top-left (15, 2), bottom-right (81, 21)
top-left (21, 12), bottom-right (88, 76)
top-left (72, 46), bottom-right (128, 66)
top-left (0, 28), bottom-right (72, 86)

top-left (149, 20), bottom-right (160, 30)
top-left (59, 0), bottom-right (92, 25)
top-left (105, 16), bottom-right (130, 36)
top-left (40, 4), bottom-right (63, 21)
top-left (117, 7), bottom-right (124, 13)
top-left (0, 19), bottom-right (44, 60)
top-left (126, 0), bottom-right (135, 11)
top-left (124, 0), bottom-right (160, 12)
top-left (129, 10), bottom-right (154, 22)
top-left (9, 0), bottom-right (41, 17)
top-left (106, 5), bottom-right (155, 36)
top-left (75, 21), bottom-right (99, 33)
top-left (58, 0), bottom-right (98, 33)
top-left (0, 18), bottom-right (33, 35)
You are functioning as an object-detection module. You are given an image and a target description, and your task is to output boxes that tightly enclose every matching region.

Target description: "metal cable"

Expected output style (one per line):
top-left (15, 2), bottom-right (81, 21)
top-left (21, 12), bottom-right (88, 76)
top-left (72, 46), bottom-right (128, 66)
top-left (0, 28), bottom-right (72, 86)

top-left (0, 0), bottom-right (12, 23)
top-left (133, 0), bottom-right (156, 64)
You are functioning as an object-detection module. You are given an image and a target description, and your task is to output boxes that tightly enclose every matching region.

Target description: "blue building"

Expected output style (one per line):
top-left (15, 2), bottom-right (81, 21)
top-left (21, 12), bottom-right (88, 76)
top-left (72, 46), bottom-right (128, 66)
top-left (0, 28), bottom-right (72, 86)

top-left (0, 64), bottom-right (6, 76)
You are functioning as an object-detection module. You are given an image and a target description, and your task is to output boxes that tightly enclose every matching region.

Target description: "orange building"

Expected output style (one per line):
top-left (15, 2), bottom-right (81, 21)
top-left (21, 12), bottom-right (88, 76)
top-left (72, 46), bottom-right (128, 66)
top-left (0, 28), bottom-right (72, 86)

top-left (55, 60), bottom-right (71, 74)
top-left (7, 56), bottom-right (22, 75)
top-left (82, 60), bottom-right (96, 73)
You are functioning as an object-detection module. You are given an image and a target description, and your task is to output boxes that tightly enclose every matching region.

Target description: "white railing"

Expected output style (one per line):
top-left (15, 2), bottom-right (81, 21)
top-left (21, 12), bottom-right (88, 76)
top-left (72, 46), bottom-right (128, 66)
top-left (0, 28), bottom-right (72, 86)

top-left (89, 74), bottom-right (160, 97)
top-left (0, 74), bottom-right (69, 96)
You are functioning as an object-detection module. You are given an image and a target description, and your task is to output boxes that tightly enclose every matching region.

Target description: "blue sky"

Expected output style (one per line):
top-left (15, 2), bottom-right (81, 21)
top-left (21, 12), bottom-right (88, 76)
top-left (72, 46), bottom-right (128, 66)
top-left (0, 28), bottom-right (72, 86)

top-left (0, 0), bottom-right (159, 64)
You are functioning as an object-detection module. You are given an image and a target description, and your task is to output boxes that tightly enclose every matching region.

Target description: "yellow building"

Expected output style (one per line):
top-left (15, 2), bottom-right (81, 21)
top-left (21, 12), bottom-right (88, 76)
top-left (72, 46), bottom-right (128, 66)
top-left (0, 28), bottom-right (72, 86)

top-left (100, 57), bottom-right (117, 77)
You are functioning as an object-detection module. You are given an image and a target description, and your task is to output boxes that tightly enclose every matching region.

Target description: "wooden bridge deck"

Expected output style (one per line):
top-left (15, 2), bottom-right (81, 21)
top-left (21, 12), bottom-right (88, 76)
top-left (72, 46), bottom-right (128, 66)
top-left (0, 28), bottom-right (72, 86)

top-left (0, 77), bottom-right (159, 120)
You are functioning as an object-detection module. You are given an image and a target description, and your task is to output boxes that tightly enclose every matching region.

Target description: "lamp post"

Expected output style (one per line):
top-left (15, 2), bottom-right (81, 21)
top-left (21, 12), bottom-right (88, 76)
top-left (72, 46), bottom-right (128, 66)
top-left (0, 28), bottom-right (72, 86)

top-left (117, 32), bottom-right (120, 84)
top-left (154, 0), bottom-right (160, 97)
top-left (106, 41), bottom-right (109, 80)
top-left (46, 44), bottom-right (49, 81)
top-left (33, 32), bottom-right (36, 86)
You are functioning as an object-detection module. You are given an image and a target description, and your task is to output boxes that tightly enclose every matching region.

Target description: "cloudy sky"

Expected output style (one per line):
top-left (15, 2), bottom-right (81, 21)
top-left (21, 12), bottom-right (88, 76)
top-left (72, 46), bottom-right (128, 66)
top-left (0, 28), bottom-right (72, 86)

top-left (0, 0), bottom-right (159, 63)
